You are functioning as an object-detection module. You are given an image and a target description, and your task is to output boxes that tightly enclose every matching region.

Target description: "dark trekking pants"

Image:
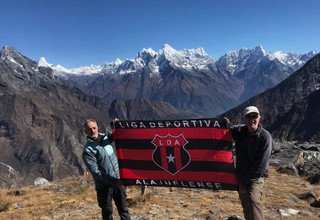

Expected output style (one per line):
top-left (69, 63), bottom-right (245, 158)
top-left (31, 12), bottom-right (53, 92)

top-left (96, 184), bottom-right (131, 220)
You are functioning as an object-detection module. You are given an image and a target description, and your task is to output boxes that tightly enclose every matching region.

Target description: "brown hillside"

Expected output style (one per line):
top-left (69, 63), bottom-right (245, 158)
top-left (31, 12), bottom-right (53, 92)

top-left (0, 168), bottom-right (319, 220)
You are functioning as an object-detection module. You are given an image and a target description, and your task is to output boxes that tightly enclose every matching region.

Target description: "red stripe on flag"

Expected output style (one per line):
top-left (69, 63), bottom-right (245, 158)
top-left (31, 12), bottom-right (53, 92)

top-left (188, 150), bottom-right (234, 163)
top-left (120, 168), bottom-right (238, 185)
top-left (114, 127), bottom-right (231, 141)
top-left (117, 149), bottom-right (233, 163)
top-left (160, 147), bottom-right (168, 170)
top-left (175, 147), bottom-right (182, 170)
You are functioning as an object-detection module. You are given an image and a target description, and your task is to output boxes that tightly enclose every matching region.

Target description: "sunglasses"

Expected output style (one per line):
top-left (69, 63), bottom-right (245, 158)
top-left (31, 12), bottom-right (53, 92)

top-left (245, 114), bottom-right (259, 119)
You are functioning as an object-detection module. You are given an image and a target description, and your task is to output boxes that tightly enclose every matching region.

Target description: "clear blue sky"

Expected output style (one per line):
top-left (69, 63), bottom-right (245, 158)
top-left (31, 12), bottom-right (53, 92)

top-left (1, 0), bottom-right (319, 68)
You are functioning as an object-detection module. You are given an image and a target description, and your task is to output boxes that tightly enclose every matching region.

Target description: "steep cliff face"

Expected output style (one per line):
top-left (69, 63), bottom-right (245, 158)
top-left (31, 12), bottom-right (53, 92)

top-left (221, 54), bottom-right (320, 141)
top-left (0, 46), bottom-right (110, 187)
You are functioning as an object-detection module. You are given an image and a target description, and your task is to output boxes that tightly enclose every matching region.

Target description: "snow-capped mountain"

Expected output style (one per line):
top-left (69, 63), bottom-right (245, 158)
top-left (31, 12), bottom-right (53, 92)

top-left (45, 44), bottom-right (215, 77)
top-left (61, 44), bottom-right (241, 116)
top-left (38, 44), bottom-right (317, 115)
top-left (38, 57), bottom-right (102, 76)
top-left (268, 50), bottom-right (316, 67)
top-left (222, 53), bottom-right (320, 141)
top-left (215, 46), bottom-right (316, 101)
top-left (157, 44), bottom-right (214, 71)
top-left (45, 44), bottom-right (315, 80)
top-left (216, 45), bottom-right (316, 75)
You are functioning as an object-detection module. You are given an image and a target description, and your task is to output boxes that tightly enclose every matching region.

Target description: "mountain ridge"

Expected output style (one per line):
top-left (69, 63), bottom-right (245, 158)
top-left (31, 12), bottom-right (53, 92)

top-left (221, 54), bottom-right (320, 141)
top-left (57, 44), bottom-right (316, 116)
top-left (38, 44), bottom-right (316, 78)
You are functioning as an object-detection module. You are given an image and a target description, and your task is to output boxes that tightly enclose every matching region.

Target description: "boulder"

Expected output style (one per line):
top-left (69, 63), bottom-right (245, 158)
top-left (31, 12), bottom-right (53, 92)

top-left (278, 208), bottom-right (299, 216)
top-left (34, 177), bottom-right (50, 187)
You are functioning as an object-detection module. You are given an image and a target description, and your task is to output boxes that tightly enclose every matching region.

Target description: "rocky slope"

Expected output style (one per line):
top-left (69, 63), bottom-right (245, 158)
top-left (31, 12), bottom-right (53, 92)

top-left (0, 46), bottom-right (115, 187)
top-left (221, 54), bottom-right (320, 141)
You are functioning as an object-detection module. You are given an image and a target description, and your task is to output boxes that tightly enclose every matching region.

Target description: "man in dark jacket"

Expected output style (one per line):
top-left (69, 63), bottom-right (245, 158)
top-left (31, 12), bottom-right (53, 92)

top-left (229, 106), bottom-right (273, 220)
top-left (82, 119), bottom-right (131, 220)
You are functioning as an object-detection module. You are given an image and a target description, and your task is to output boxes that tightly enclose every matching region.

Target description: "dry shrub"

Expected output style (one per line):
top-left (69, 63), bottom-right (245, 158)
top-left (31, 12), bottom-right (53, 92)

top-left (0, 202), bottom-right (9, 212)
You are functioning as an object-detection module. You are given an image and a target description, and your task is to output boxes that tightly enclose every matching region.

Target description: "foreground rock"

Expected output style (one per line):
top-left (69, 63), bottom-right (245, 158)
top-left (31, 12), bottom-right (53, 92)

top-left (271, 141), bottom-right (320, 183)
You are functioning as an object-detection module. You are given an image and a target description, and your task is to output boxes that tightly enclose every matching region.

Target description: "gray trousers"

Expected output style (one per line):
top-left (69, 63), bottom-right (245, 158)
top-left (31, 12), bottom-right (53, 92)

top-left (238, 177), bottom-right (265, 220)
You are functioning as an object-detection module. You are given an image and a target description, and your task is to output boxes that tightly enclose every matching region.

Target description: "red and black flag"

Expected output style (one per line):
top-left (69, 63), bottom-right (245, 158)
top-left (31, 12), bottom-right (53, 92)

top-left (113, 118), bottom-right (238, 190)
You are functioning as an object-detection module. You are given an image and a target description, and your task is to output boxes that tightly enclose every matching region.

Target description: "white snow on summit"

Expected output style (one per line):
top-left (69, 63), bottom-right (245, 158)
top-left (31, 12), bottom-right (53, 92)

top-left (100, 44), bottom-right (213, 76)
top-left (267, 51), bottom-right (307, 67)
top-left (138, 48), bottom-right (157, 58)
top-left (38, 57), bottom-right (51, 68)
top-left (216, 45), bottom-right (316, 75)
top-left (38, 57), bottom-right (102, 76)
top-left (68, 64), bottom-right (102, 75)
top-left (37, 44), bottom-right (316, 77)
top-left (157, 44), bottom-right (213, 70)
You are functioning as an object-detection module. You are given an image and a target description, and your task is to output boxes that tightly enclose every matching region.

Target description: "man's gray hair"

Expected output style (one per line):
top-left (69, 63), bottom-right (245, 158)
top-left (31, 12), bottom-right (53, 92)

top-left (83, 119), bottom-right (97, 129)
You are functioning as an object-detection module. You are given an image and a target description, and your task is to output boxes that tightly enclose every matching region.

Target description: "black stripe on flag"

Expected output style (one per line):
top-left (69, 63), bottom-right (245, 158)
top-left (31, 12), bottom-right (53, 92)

top-left (118, 159), bottom-right (235, 173)
top-left (115, 139), bottom-right (232, 150)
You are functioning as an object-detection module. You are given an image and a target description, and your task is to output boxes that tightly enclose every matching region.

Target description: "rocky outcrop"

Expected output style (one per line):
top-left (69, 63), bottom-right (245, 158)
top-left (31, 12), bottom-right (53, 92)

top-left (270, 141), bottom-right (320, 183)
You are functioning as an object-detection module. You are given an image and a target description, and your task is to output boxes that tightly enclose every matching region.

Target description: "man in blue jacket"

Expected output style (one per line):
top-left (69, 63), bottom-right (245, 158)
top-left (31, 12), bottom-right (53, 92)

top-left (228, 106), bottom-right (273, 220)
top-left (82, 119), bottom-right (131, 220)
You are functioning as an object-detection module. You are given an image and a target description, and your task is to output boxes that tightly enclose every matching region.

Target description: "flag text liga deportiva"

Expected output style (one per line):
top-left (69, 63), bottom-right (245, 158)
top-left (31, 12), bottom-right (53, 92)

top-left (113, 118), bottom-right (238, 190)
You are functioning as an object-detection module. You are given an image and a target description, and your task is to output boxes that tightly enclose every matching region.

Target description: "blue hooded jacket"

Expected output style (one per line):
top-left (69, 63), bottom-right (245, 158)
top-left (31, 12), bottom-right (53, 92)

top-left (82, 132), bottom-right (120, 189)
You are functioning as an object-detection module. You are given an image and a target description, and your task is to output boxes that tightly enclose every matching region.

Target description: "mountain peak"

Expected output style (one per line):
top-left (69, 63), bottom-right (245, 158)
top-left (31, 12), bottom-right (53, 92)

top-left (0, 45), bottom-right (20, 59)
top-left (307, 50), bottom-right (317, 56)
top-left (38, 57), bottom-right (52, 67)
top-left (0, 45), bottom-right (38, 70)
top-left (137, 47), bottom-right (157, 60)
top-left (140, 47), bottom-right (156, 56)
top-left (195, 47), bottom-right (208, 56)
top-left (2, 45), bottom-right (17, 53)
top-left (184, 47), bottom-right (210, 59)
top-left (160, 44), bottom-right (177, 55)
top-left (114, 58), bottom-right (122, 65)
top-left (254, 45), bottom-right (266, 55)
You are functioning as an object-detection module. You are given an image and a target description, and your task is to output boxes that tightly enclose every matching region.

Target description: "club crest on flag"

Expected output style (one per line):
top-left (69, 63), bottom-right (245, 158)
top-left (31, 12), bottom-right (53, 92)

top-left (151, 134), bottom-right (190, 175)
